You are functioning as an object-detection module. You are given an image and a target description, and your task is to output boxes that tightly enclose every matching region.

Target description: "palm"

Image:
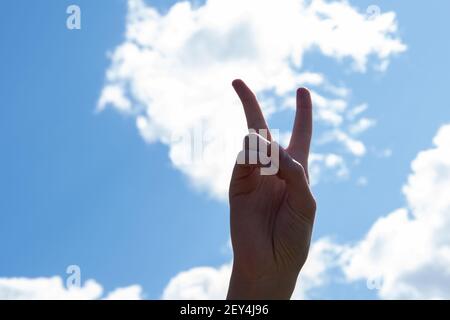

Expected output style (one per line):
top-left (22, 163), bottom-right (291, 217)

top-left (229, 80), bottom-right (316, 282)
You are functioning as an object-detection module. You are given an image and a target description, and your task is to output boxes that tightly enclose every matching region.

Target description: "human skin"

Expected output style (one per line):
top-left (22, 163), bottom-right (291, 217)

top-left (227, 79), bottom-right (316, 300)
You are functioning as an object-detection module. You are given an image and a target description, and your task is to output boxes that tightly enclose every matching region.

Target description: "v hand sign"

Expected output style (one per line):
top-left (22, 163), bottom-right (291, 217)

top-left (227, 79), bottom-right (316, 300)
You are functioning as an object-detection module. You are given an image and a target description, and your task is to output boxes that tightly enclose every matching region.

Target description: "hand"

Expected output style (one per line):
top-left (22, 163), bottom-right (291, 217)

top-left (227, 79), bottom-right (316, 300)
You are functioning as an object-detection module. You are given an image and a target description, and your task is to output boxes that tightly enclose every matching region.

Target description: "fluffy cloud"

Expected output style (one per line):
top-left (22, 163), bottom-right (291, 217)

top-left (349, 117), bottom-right (377, 135)
top-left (162, 264), bottom-right (232, 299)
top-left (292, 238), bottom-right (346, 299)
top-left (0, 276), bottom-right (143, 300)
top-left (99, 0), bottom-right (405, 199)
top-left (309, 153), bottom-right (349, 185)
top-left (104, 285), bottom-right (144, 300)
top-left (342, 124), bottom-right (450, 299)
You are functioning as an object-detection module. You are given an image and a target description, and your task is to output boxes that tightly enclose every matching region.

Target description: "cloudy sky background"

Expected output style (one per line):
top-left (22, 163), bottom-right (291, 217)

top-left (1, 0), bottom-right (450, 299)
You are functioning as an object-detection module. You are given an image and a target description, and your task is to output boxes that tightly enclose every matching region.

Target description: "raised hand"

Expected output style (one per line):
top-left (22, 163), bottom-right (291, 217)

top-left (227, 79), bottom-right (316, 300)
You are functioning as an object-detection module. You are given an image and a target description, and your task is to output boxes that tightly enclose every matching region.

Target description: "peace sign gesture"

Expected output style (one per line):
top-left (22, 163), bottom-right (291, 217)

top-left (227, 79), bottom-right (316, 300)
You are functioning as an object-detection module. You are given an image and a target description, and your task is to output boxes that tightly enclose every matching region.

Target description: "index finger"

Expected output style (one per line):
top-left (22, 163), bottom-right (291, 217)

top-left (232, 79), bottom-right (272, 140)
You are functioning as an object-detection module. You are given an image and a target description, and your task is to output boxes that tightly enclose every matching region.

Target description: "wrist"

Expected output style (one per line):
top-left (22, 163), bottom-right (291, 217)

top-left (226, 263), bottom-right (299, 300)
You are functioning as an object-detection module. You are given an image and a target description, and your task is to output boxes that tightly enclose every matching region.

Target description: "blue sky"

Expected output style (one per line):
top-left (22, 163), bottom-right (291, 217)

top-left (1, 0), bottom-right (450, 299)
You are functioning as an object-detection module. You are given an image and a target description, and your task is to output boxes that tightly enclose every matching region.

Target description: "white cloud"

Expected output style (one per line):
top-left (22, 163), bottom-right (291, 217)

top-left (0, 276), bottom-right (143, 300)
top-left (162, 264), bottom-right (231, 299)
top-left (346, 103), bottom-right (368, 120)
top-left (349, 117), bottom-right (376, 135)
top-left (98, 85), bottom-right (132, 113)
top-left (99, 0), bottom-right (405, 199)
top-left (309, 153), bottom-right (349, 185)
top-left (105, 285), bottom-right (144, 300)
top-left (342, 124), bottom-right (450, 299)
top-left (319, 129), bottom-right (366, 156)
top-left (292, 238), bottom-right (346, 299)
